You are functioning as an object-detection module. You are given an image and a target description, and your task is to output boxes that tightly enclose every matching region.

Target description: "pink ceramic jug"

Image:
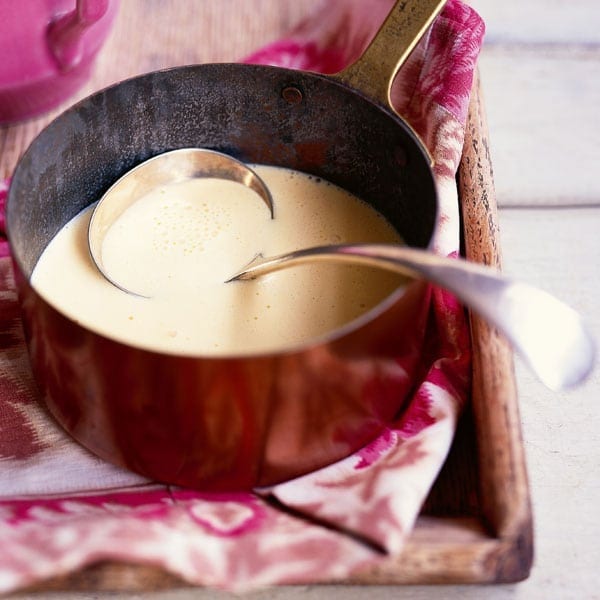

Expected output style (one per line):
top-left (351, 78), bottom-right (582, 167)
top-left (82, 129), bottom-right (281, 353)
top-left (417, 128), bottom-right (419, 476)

top-left (0, 0), bottom-right (119, 124)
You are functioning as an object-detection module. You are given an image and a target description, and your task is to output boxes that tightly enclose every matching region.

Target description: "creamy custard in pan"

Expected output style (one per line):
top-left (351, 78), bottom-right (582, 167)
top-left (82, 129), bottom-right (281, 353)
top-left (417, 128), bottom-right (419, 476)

top-left (31, 165), bottom-right (404, 355)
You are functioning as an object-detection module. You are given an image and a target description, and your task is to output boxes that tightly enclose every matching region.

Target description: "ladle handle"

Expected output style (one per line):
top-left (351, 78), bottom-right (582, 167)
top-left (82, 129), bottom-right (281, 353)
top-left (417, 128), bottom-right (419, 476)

top-left (332, 0), bottom-right (447, 112)
top-left (229, 244), bottom-right (596, 392)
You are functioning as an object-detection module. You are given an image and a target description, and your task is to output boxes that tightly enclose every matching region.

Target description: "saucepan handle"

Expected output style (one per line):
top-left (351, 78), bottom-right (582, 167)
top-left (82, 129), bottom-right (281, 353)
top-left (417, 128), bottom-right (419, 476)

top-left (332, 0), bottom-right (446, 114)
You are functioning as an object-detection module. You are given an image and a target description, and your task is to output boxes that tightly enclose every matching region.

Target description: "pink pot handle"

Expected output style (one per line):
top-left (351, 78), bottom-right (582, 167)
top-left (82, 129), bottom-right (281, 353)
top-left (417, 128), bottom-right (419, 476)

top-left (47, 0), bottom-right (110, 72)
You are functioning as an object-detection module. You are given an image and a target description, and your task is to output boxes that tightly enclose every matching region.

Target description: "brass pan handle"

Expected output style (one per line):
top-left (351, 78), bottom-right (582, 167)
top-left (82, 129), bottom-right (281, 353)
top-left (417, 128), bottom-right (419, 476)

top-left (332, 0), bottom-right (446, 114)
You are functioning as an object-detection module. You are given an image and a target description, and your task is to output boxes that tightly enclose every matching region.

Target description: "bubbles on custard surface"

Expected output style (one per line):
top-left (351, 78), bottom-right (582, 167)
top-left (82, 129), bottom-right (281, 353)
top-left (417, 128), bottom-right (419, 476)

top-left (100, 177), bottom-right (272, 296)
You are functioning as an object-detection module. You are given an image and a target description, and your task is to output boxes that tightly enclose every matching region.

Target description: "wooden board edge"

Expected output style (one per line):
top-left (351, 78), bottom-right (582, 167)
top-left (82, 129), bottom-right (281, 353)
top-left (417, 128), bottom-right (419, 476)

top-left (456, 70), bottom-right (534, 582)
top-left (19, 518), bottom-right (530, 592)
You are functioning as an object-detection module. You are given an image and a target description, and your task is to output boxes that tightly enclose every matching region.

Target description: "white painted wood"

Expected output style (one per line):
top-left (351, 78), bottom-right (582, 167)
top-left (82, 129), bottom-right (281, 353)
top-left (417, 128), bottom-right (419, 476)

top-left (469, 0), bottom-right (600, 208)
top-left (468, 0), bottom-right (600, 44)
top-left (496, 207), bottom-right (600, 600)
top-left (477, 47), bottom-right (600, 207)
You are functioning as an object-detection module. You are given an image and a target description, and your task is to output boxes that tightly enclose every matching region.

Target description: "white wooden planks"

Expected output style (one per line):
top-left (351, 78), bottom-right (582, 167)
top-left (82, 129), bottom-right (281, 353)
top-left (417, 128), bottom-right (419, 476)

top-left (498, 207), bottom-right (600, 600)
top-left (467, 0), bottom-right (600, 208)
top-left (468, 0), bottom-right (600, 44)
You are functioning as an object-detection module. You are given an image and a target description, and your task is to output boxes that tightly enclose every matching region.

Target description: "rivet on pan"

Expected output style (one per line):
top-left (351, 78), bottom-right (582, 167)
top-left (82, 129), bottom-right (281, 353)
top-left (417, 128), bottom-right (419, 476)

top-left (282, 86), bottom-right (303, 104)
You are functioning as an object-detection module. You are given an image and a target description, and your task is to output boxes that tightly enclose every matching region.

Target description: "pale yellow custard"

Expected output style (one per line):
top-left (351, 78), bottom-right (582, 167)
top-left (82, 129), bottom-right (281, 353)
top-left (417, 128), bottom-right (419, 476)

top-left (31, 165), bottom-right (404, 355)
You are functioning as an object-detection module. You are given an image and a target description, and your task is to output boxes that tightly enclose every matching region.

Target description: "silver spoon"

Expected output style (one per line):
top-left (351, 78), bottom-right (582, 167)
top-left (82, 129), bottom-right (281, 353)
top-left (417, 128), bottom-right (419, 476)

top-left (88, 148), bottom-right (274, 297)
top-left (227, 243), bottom-right (596, 391)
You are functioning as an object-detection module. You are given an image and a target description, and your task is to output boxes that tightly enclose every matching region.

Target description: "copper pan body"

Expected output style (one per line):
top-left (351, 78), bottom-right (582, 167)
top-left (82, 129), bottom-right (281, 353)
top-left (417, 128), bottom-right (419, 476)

top-left (6, 1), bottom-right (444, 490)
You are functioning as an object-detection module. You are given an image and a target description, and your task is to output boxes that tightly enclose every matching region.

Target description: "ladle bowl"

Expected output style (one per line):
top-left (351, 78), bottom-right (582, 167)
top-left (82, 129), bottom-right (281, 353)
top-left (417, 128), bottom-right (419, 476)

top-left (88, 148), bottom-right (274, 296)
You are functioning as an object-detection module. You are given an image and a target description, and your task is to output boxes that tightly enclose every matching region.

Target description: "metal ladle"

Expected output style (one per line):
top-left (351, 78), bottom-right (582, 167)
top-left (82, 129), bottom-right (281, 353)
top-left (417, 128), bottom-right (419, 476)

top-left (88, 148), bottom-right (274, 296)
top-left (88, 149), bottom-right (594, 391)
top-left (227, 243), bottom-right (596, 391)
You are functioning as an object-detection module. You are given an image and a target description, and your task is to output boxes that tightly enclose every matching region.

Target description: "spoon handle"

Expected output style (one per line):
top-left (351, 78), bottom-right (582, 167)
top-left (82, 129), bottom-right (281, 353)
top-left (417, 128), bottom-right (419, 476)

top-left (229, 243), bottom-right (595, 391)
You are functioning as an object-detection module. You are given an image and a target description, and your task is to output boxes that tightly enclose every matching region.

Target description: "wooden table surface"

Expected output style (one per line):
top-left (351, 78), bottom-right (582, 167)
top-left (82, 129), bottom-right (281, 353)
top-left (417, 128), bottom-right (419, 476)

top-left (3, 1), bottom-right (599, 599)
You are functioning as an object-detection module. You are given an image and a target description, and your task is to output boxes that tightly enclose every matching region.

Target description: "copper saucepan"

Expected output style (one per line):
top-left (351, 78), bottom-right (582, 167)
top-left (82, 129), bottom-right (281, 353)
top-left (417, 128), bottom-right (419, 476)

top-left (7, 0), bottom-right (446, 490)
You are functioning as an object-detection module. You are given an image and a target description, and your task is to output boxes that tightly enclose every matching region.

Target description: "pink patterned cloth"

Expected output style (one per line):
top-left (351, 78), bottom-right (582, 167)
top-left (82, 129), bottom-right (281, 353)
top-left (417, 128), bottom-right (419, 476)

top-left (0, 0), bottom-right (484, 593)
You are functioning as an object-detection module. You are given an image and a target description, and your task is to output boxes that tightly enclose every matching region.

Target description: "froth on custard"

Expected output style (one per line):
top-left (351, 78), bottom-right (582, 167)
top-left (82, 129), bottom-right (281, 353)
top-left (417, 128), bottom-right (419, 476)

top-left (31, 165), bottom-right (406, 355)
